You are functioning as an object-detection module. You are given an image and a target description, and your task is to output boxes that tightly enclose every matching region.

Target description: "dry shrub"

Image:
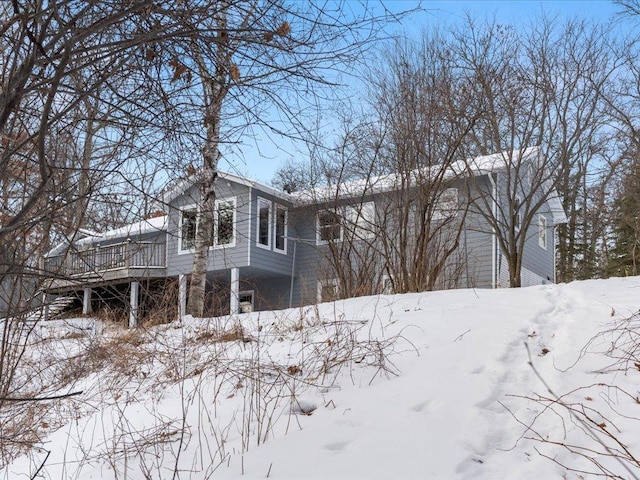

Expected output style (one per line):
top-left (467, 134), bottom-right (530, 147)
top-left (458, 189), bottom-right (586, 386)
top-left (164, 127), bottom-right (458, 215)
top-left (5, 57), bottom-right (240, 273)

top-left (194, 323), bottom-right (246, 344)
top-left (96, 306), bottom-right (128, 327)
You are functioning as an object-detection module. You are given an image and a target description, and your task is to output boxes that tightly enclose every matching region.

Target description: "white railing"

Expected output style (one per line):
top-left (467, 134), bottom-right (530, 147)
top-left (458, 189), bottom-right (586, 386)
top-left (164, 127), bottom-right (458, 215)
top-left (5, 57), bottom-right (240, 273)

top-left (44, 241), bottom-right (166, 277)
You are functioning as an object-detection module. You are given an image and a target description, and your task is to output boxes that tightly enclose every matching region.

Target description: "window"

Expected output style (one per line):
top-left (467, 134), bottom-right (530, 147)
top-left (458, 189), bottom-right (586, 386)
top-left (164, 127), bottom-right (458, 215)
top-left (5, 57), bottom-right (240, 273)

top-left (317, 278), bottom-right (339, 303)
top-left (346, 201), bottom-right (375, 239)
top-left (538, 214), bottom-right (547, 249)
top-left (514, 196), bottom-right (522, 231)
top-left (180, 209), bottom-right (197, 251)
top-left (215, 198), bottom-right (235, 247)
top-left (238, 290), bottom-right (255, 313)
top-left (317, 202), bottom-right (375, 245)
top-left (274, 205), bottom-right (287, 253)
top-left (317, 210), bottom-right (342, 243)
top-left (179, 198), bottom-right (236, 252)
top-left (257, 198), bottom-right (271, 248)
top-left (433, 188), bottom-right (458, 221)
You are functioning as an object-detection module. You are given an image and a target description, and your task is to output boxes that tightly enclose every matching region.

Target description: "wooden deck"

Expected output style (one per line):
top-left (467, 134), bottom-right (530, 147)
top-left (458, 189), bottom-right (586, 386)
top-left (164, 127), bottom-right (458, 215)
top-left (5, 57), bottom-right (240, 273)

top-left (43, 241), bottom-right (167, 291)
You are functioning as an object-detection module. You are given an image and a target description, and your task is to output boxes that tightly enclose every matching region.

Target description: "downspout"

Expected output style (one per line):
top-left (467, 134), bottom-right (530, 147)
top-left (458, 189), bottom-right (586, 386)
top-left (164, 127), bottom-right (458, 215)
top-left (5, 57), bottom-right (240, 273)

top-left (553, 225), bottom-right (557, 284)
top-left (487, 172), bottom-right (498, 289)
top-left (288, 239), bottom-right (297, 309)
top-left (247, 185), bottom-right (252, 266)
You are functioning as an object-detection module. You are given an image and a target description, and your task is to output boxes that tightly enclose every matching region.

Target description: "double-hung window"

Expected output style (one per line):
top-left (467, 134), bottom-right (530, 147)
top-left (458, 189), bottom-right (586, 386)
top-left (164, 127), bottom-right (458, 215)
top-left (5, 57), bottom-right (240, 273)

top-left (538, 214), bottom-right (547, 249)
top-left (274, 205), bottom-right (287, 253)
top-left (346, 201), bottom-right (375, 239)
top-left (317, 210), bottom-right (343, 244)
top-left (179, 197), bottom-right (236, 253)
top-left (257, 197), bottom-right (272, 249)
top-left (180, 209), bottom-right (197, 251)
top-left (215, 198), bottom-right (235, 247)
top-left (433, 188), bottom-right (458, 221)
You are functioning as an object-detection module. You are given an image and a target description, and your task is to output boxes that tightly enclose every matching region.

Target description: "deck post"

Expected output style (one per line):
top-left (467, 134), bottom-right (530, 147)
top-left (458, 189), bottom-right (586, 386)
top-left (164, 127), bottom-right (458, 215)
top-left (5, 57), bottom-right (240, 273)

top-left (42, 291), bottom-right (49, 322)
top-left (82, 287), bottom-right (92, 315)
top-left (129, 281), bottom-right (139, 328)
top-left (230, 267), bottom-right (239, 315)
top-left (178, 274), bottom-right (187, 319)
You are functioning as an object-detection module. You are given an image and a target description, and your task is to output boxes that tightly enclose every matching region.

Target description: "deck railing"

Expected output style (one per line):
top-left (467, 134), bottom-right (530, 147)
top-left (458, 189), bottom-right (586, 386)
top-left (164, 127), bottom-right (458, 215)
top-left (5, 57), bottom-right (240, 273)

top-left (44, 241), bottom-right (166, 277)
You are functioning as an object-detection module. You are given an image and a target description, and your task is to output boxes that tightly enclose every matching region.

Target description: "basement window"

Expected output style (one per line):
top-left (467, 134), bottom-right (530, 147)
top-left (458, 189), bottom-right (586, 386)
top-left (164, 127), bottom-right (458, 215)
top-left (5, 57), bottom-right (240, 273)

top-left (317, 278), bottom-right (339, 303)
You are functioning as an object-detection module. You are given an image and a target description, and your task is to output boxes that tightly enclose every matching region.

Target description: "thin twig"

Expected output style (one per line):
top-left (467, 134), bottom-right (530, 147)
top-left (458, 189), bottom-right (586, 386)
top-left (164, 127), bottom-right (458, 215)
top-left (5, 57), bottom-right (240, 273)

top-left (1, 390), bottom-right (83, 402)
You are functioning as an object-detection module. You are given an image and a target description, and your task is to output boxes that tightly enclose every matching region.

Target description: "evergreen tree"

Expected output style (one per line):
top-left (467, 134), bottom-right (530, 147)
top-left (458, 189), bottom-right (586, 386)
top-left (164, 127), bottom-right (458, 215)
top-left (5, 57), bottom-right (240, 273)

top-left (609, 162), bottom-right (640, 276)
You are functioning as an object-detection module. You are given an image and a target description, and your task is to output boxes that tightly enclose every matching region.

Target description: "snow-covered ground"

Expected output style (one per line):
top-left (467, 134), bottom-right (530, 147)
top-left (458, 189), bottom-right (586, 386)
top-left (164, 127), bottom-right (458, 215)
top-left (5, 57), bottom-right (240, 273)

top-left (3, 277), bottom-right (640, 479)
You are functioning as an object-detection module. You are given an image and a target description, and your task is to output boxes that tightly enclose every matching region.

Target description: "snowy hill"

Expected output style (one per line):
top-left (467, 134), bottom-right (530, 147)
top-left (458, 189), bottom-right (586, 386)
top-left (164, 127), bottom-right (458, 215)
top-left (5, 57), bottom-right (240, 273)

top-left (2, 277), bottom-right (640, 479)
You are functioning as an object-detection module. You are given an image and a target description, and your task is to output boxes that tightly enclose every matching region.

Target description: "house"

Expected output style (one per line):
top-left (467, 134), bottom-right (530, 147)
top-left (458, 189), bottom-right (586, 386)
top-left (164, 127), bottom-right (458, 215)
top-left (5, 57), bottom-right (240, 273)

top-left (41, 147), bottom-right (566, 324)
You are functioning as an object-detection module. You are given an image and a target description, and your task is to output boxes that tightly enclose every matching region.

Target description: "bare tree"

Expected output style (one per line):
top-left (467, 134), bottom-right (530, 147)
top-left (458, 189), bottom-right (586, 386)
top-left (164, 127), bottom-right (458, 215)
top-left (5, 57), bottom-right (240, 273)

top-left (448, 18), bottom-right (618, 287)
top-left (0, 0), bottom-right (203, 409)
top-left (133, 1), bottom-right (410, 316)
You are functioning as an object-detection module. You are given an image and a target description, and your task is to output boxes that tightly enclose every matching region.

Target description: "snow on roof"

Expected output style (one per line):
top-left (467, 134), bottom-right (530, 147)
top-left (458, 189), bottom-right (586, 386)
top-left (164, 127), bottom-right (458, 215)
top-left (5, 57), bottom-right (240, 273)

top-left (292, 146), bottom-right (542, 205)
top-left (159, 170), bottom-right (291, 206)
top-left (77, 215), bottom-right (167, 246)
top-left (45, 215), bottom-right (168, 257)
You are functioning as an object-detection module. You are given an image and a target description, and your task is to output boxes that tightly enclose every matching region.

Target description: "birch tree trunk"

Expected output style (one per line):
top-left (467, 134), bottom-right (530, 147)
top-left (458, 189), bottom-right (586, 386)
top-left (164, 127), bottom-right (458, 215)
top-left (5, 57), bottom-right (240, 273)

top-left (187, 4), bottom-right (232, 317)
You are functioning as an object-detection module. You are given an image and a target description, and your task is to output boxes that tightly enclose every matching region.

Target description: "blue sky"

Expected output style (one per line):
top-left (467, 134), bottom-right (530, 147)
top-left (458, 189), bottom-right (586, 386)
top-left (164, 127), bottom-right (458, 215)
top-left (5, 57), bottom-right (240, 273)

top-left (222, 0), bottom-right (626, 185)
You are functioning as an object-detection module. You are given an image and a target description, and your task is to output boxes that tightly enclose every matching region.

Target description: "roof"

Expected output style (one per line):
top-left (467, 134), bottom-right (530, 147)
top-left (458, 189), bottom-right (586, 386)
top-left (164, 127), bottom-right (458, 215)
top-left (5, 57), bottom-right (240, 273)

top-left (45, 215), bottom-right (167, 257)
top-left (76, 215), bottom-right (167, 246)
top-left (291, 146), bottom-right (566, 226)
top-left (159, 171), bottom-right (292, 206)
top-left (292, 147), bottom-right (542, 205)
top-left (47, 147), bottom-right (562, 258)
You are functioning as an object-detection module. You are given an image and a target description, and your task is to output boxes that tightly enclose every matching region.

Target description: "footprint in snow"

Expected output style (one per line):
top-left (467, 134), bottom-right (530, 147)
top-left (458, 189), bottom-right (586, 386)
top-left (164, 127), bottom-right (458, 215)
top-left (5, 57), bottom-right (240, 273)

top-left (324, 440), bottom-right (350, 452)
top-left (411, 401), bottom-right (430, 412)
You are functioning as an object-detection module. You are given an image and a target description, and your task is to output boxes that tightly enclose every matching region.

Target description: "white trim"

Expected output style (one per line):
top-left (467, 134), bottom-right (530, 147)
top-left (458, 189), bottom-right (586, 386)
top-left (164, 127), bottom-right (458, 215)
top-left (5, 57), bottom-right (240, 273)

top-left (247, 186), bottom-right (252, 266)
top-left (316, 209), bottom-right (343, 245)
top-left (538, 214), bottom-right (548, 250)
top-left (256, 197), bottom-right (272, 250)
top-left (346, 201), bottom-right (376, 239)
top-left (178, 203), bottom-right (198, 255)
top-left (230, 267), bottom-right (240, 315)
top-left (488, 173), bottom-right (497, 289)
top-left (514, 195), bottom-right (522, 232)
top-left (274, 204), bottom-right (288, 254)
top-left (213, 196), bottom-right (237, 249)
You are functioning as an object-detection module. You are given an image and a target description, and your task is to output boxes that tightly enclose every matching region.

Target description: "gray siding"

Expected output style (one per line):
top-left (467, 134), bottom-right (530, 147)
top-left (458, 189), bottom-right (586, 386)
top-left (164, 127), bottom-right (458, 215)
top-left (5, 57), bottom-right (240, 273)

top-left (166, 180), bottom-right (251, 276)
top-left (248, 188), bottom-right (294, 276)
top-left (288, 179), bottom-right (500, 307)
top-left (43, 159), bottom-right (561, 313)
top-left (288, 206), bottom-right (326, 306)
top-left (459, 175), bottom-right (496, 288)
top-left (492, 166), bottom-right (557, 286)
top-left (521, 207), bottom-right (555, 283)
top-left (461, 209), bottom-right (495, 288)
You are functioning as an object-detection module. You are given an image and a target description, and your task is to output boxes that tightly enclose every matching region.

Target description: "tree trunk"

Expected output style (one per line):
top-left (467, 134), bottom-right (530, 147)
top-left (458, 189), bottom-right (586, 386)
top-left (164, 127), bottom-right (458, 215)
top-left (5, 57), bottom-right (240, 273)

top-left (186, 4), bottom-right (230, 317)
